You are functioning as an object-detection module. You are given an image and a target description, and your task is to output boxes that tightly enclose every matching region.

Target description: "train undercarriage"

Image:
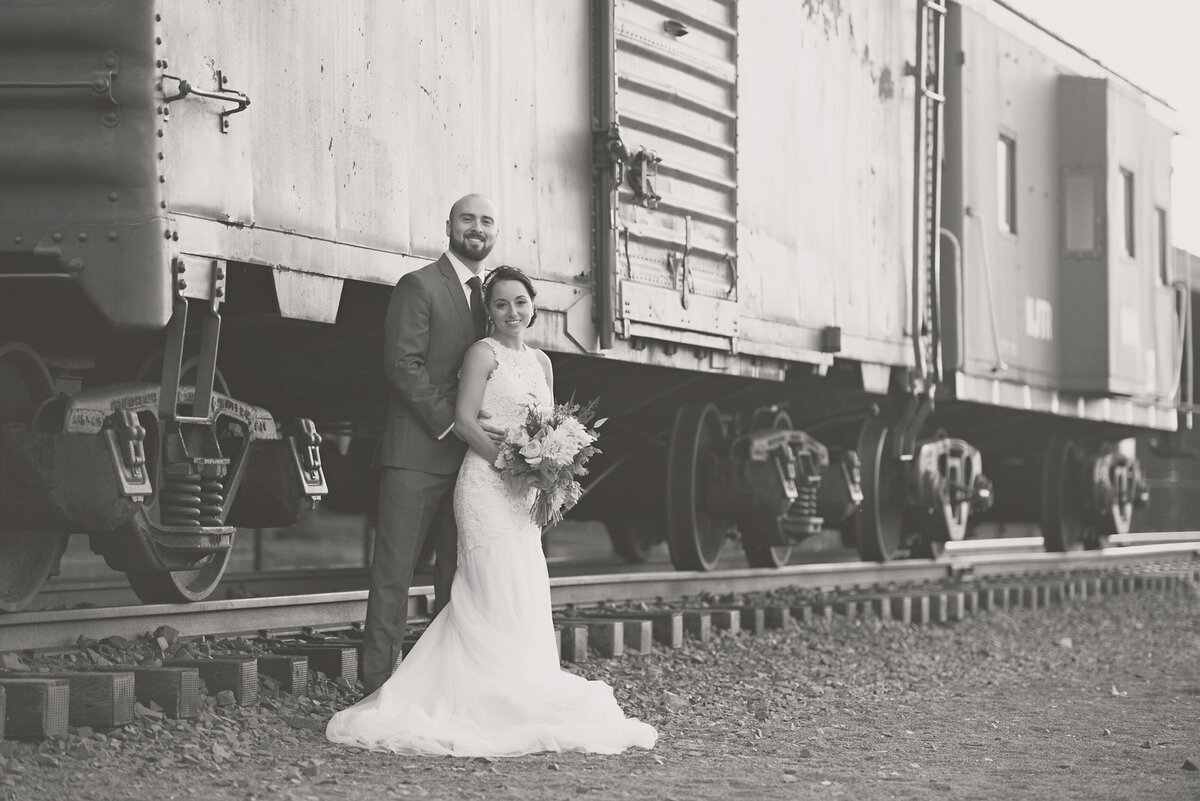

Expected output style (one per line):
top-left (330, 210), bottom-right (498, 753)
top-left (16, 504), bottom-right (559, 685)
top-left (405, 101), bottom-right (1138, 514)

top-left (0, 293), bottom-right (328, 611)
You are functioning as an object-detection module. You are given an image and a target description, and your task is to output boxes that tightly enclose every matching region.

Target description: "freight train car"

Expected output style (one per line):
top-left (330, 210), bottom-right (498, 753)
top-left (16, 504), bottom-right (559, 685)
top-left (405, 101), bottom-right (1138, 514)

top-left (0, 0), bottom-right (1187, 609)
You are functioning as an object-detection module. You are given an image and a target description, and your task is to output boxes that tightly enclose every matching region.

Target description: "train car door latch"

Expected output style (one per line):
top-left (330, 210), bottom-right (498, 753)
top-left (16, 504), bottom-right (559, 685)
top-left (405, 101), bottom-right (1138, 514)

top-left (162, 71), bottom-right (251, 133)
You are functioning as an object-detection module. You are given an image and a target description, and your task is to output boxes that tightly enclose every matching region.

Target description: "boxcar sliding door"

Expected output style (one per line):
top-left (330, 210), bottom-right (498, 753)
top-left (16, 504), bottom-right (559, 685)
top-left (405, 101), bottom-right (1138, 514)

top-left (593, 0), bottom-right (739, 353)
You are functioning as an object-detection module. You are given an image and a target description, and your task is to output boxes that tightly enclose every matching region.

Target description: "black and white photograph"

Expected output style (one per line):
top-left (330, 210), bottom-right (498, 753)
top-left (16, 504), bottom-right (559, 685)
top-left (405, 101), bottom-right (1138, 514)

top-left (0, 1), bottom-right (1197, 799)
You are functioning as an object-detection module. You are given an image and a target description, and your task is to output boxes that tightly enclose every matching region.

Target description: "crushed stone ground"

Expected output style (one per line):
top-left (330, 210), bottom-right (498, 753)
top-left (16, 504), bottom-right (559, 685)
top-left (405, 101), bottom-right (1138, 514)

top-left (2, 585), bottom-right (1198, 800)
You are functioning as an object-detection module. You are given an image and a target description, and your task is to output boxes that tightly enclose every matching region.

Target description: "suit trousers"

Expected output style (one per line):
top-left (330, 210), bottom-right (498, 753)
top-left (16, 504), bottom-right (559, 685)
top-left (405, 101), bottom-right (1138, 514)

top-left (361, 465), bottom-right (458, 694)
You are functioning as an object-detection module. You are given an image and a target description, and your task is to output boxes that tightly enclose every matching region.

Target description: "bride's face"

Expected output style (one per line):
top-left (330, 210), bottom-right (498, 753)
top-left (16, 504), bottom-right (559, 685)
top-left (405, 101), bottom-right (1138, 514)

top-left (487, 279), bottom-right (534, 335)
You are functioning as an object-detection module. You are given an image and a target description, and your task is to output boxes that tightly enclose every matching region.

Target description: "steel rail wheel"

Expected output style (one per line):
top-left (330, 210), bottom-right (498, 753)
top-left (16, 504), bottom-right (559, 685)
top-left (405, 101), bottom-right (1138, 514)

top-left (740, 409), bottom-right (794, 568)
top-left (850, 416), bottom-right (906, 562)
top-left (1041, 436), bottom-right (1103, 551)
top-left (0, 343), bottom-right (69, 611)
top-left (665, 402), bottom-right (730, 571)
top-left (125, 539), bottom-right (232, 603)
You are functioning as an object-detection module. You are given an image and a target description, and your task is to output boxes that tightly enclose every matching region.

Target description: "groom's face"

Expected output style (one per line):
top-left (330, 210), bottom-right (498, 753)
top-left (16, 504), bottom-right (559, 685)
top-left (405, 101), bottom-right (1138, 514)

top-left (446, 196), bottom-right (498, 264)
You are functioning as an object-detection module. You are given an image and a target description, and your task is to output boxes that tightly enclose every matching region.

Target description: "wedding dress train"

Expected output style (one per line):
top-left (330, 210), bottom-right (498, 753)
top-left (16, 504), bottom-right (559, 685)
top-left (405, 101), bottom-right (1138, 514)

top-left (326, 338), bottom-right (657, 756)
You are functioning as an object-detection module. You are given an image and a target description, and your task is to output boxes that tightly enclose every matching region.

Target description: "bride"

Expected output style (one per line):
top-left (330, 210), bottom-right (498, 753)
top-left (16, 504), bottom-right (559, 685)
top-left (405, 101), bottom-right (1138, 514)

top-left (327, 265), bottom-right (657, 756)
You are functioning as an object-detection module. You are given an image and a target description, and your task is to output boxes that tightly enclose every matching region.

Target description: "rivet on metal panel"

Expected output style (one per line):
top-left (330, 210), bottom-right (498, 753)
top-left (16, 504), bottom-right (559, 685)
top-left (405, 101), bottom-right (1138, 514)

top-left (215, 288), bottom-right (224, 298)
top-left (104, 53), bottom-right (117, 69)
top-left (164, 231), bottom-right (172, 240)
top-left (159, 176), bottom-right (166, 183)
top-left (174, 260), bottom-right (185, 274)
top-left (160, 201), bottom-right (167, 209)
top-left (157, 129), bottom-right (164, 138)
top-left (13, 236), bottom-right (22, 245)
top-left (177, 279), bottom-right (188, 291)
top-left (215, 267), bottom-right (226, 279)
top-left (156, 60), bottom-right (164, 68)
top-left (172, 232), bottom-right (179, 242)
top-left (108, 191), bottom-right (118, 201)
top-left (156, 37), bottom-right (162, 45)
top-left (158, 152), bottom-right (164, 160)
top-left (107, 232), bottom-right (118, 241)
top-left (155, 13), bottom-right (161, 21)
top-left (77, 233), bottom-right (88, 242)
top-left (52, 233), bottom-right (63, 243)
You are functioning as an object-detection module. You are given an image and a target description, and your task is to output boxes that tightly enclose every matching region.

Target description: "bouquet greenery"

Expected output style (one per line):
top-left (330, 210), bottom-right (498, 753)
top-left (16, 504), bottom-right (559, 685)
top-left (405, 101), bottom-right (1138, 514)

top-left (493, 399), bottom-right (605, 528)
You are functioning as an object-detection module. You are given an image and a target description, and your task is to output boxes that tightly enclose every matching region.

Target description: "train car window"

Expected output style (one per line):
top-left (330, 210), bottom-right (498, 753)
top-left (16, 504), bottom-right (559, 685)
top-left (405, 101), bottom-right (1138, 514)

top-left (997, 135), bottom-right (1017, 234)
top-left (1156, 207), bottom-right (1169, 283)
top-left (1121, 168), bottom-right (1136, 257)
top-left (1064, 171), bottom-right (1096, 254)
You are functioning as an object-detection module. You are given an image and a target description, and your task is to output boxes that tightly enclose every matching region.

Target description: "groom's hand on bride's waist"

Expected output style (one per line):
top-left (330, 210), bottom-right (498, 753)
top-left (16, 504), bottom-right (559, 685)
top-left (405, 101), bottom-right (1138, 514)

top-left (477, 410), bottom-right (506, 445)
top-left (449, 410), bottom-right (506, 445)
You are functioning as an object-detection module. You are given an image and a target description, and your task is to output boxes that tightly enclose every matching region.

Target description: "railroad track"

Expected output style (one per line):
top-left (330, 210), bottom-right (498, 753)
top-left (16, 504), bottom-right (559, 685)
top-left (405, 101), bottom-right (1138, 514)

top-left (3, 534), bottom-right (1197, 653)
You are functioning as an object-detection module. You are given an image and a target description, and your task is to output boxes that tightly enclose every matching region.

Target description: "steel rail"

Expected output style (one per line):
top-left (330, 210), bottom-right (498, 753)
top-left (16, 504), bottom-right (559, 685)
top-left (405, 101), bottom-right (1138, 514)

top-left (2, 541), bottom-right (1197, 653)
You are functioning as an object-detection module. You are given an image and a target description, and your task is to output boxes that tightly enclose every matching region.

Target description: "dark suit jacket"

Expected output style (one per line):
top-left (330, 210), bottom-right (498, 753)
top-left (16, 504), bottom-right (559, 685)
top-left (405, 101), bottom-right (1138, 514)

top-left (379, 255), bottom-right (476, 474)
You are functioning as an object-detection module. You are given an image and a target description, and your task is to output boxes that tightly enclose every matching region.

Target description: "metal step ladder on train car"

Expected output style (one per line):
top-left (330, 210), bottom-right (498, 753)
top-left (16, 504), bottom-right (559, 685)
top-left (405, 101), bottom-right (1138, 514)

top-left (849, 0), bottom-right (993, 562)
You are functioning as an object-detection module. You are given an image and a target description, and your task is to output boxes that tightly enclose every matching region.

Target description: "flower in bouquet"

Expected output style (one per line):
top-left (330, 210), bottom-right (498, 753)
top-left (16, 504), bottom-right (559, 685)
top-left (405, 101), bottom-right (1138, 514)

top-left (493, 399), bottom-right (605, 527)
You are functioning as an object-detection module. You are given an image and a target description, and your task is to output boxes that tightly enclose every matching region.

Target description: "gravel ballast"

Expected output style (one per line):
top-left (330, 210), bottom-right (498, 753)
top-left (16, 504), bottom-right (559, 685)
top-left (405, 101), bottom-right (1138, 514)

top-left (1, 583), bottom-right (1197, 801)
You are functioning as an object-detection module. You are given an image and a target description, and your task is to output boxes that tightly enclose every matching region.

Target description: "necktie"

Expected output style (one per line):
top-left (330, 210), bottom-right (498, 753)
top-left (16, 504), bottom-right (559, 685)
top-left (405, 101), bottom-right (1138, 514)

top-left (467, 275), bottom-right (485, 339)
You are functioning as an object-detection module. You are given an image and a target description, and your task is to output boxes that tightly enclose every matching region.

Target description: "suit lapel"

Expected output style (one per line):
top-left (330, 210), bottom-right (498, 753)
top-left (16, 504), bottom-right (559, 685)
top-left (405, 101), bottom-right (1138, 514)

top-left (436, 255), bottom-right (477, 342)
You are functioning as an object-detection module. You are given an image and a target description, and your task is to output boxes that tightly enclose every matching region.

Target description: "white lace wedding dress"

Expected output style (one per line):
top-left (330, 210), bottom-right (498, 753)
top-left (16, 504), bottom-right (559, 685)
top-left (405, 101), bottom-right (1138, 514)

top-left (326, 338), bottom-right (657, 756)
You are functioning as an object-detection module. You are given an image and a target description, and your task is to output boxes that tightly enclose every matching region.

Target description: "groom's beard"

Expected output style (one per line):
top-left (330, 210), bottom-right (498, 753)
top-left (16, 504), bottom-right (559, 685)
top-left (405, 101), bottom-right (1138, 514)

top-left (450, 232), bottom-right (494, 263)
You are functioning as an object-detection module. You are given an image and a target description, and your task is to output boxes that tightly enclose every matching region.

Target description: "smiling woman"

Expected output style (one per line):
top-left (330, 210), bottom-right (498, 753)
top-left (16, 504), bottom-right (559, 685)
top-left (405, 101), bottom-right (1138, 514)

top-left (484, 265), bottom-right (539, 338)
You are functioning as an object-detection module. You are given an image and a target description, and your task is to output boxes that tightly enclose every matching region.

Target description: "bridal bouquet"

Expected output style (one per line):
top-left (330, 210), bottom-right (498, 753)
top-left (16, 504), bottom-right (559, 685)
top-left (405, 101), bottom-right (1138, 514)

top-left (493, 399), bottom-right (605, 528)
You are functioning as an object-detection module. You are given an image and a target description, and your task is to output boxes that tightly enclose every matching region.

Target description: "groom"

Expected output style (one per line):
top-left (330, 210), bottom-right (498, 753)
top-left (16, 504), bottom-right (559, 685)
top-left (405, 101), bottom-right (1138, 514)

top-left (361, 193), bottom-right (499, 695)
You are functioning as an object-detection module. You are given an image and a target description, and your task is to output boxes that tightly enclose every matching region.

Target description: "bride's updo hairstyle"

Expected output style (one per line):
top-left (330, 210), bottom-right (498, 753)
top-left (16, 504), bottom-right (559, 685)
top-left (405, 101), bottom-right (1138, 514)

top-left (482, 265), bottom-right (537, 327)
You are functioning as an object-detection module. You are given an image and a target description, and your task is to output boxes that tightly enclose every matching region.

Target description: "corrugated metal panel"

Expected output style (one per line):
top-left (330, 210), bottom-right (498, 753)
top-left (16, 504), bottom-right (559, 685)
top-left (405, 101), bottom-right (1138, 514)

top-left (607, 0), bottom-right (739, 345)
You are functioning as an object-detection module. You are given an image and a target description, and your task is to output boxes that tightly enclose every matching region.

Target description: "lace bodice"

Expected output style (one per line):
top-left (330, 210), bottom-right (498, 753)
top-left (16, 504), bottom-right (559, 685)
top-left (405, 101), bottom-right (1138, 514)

top-left (475, 338), bottom-right (553, 431)
top-left (454, 338), bottom-right (553, 559)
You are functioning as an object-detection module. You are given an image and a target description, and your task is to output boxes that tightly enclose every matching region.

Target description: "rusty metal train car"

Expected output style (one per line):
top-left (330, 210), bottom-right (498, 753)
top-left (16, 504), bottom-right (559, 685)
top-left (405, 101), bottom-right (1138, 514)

top-left (0, 0), bottom-right (1190, 609)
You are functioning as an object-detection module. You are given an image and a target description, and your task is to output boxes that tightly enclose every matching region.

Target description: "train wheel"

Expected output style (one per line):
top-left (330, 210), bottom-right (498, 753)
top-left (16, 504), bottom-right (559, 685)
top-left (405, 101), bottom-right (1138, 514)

top-left (665, 403), bottom-right (730, 571)
top-left (607, 518), bottom-right (658, 564)
top-left (122, 502), bottom-right (233, 604)
top-left (851, 416), bottom-right (906, 562)
top-left (740, 409), bottom-right (794, 568)
top-left (1041, 436), bottom-right (1093, 551)
top-left (0, 343), bottom-right (69, 611)
top-left (126, 553), bottom-right (232, 604)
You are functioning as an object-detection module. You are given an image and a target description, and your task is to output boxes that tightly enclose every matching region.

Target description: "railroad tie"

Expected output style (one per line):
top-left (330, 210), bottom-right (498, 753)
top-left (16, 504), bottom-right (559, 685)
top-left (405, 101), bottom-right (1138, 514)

top-left (0, 677), bottom-right (68, 739)
top-left (163, 657), bottom-right (257, 706)
top-left (256, 654), bottom-right (309, 697)
top-left (597, 611), bottom-right (684, 649)
top-left (1, 670), bottom-right (134, 729)
top-left (557, 624), bottom-right (589, 663)
top-left (555, 618), bottom-right (623, 659)
top-left (272, 644), bottom-right (358, 682)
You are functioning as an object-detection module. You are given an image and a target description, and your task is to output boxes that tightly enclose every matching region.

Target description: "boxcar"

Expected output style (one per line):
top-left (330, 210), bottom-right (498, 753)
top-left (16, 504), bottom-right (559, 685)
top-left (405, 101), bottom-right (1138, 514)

top-left (0, 0), bottom-right (1188, 609)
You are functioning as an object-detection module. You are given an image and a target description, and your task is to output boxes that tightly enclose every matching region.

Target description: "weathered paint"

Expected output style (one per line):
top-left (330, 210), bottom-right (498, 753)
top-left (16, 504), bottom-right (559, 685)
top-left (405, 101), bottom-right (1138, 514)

top-left (737, 0), bottom-right (916, 368)
top-left (157, 0), bottom-right (595, 306)
top-left (945, 1), bottom-right (1178, 408)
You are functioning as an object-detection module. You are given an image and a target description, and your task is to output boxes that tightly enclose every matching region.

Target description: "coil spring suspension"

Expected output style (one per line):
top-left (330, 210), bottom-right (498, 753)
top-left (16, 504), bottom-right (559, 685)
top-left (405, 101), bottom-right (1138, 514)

top-left (794, 485), bottom-right (819, 519)
top-left (159, 467), bottom-right (226, 528)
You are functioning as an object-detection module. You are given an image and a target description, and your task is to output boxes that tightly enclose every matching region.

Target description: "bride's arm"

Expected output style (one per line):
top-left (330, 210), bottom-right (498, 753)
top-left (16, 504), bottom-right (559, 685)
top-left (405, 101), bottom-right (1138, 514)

top-left (455, 342), bottom-right (501, 464)
top-left (535, 349), bottom-right (554, 395)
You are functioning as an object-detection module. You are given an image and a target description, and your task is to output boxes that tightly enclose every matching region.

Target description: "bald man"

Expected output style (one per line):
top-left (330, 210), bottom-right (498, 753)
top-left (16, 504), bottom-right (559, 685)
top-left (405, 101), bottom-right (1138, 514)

top-left (362, 194), bottom-right (500, 695)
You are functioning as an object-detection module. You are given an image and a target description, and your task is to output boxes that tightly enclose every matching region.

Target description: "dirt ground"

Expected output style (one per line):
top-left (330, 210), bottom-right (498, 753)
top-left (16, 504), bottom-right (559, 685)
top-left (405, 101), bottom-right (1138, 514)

top-left (2, 583), bottom-right (1198, 801)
